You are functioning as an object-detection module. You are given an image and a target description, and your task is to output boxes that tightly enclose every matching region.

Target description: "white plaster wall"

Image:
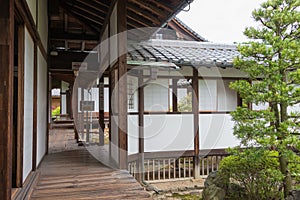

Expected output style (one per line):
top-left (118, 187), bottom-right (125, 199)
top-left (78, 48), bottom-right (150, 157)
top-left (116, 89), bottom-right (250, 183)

top-left (111, 115), bottom-right (119, 165)
top-left (199, 79), bottom-right (217, 111)
top-left (23, 28), bottom-right (34, 182)
top-left (144, 79), bottom-right (169, 111)
top-left (26, 0), bottom-right (36, 23)
top-left (128, 115), bottom-right (139, 155)
top-left (61, 81), bottom-right (69, 114)
top-left (217, 80), bottom-right (237, 111)
top-left (144, 114), bottom-right (194, 152)
top-left (128, 75), bottom-right (138, 112)
top-left (104, 88), bottom-right (109, 112)
top-left (200, 114), bottom-right (240, 150)
top-left (37, 0), bottom-right (48, 50)
top-left (36, 48), bottom-right (47, 166)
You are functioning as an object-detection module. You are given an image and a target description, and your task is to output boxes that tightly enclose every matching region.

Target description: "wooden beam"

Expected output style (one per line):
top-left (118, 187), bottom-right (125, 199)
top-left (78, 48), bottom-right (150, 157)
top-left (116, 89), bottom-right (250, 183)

top-left (0, 0), bottom-right (13, 199)
top-left (98, 76), bottom-right (105, 146)
top-left (77, 0), bottom-right (109, 15)
top-left (192, 67), bottom-right (200, 178)
top-left (172, 79), bottom-right (178, 112)
top-left (129, 0), bottom-right (166, 19)
top-left (117, 0), bottom-right (128, 170)
top-left (49, 31), bottom-right (99, 42)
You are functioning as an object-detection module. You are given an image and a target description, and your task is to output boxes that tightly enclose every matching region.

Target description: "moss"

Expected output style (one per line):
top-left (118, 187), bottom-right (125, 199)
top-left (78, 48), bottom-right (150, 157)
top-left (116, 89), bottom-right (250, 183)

top-left (171, 193), bottom-right (202, 200)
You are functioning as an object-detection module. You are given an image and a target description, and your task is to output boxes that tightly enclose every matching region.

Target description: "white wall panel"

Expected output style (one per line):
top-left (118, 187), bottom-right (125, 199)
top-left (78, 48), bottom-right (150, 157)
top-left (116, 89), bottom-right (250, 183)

top-left (200, 114), bottom-right (240, 150)
top-left (144, 79), bottom-right (169, 111)
top-left (128, 115), bottom-right (139, 155)
top-left (144, 114), bottom-right (194, 152)
top-left (217, 80), bottom-right (237, 111)
top-left (26, 0), bottom-right (36, 23)
top-left (36, 48), bottom-right (47, 166)
top-left (61, 81), bottom-right (69, 114)
top-left (23, 28), bottom-right (34, 181)
top-left (37, 0), bottom-right (48, 50)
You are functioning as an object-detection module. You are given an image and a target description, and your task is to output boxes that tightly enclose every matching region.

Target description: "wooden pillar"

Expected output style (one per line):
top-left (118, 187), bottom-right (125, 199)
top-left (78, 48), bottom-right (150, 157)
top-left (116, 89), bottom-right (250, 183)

top-left (108, 71), bottom-right (112, 158)
top-left (192, 67), bottom-right (200, 178)
top-left (99, 76), bottom-right (105, 146)
top-left (137, 71), bottom-right (144, 183)
top-left (0, 0), bottom-right (14, 199)
top-left (117, 0), bottom-right (128, 170)
top-left (73, 83), bottom-right (79, 142)
top-left (32, 44), bottom-right (38, 171)
top-left (172, 79), bottom-right (178, 112)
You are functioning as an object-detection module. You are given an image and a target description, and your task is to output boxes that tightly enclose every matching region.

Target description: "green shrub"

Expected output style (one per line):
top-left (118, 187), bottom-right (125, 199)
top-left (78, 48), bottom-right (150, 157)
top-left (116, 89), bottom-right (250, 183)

top-left (52, 106), bottom-right (60, 117)
top-left (219, 149), bottom-right (284, 200)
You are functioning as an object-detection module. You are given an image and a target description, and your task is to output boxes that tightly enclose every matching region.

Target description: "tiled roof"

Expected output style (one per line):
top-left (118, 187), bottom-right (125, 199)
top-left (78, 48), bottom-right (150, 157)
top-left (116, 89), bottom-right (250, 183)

top-left (128, 39), bottom-right (240, 68)
top-left (171, 17), bottom-right (208, 42)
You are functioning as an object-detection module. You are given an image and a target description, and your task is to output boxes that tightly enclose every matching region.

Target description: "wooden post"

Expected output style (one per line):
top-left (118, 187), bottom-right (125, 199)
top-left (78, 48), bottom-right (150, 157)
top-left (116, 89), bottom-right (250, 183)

top-left (192, 67), bottom-right (200, 178)
top-left (137, 70), bottom-right (144, 183)
top-left (73, 83), bottom-right (79, 142)
top-left (99, 76), bottom-right (105, 146)
top-left (32, 43), bottom-right (38, 171)
top-left (0, 0), bottom-right (14, 198)
top-left (117, 0), bottom-right (128, 170)
top-left (172, 79), bottom-right (178, 112)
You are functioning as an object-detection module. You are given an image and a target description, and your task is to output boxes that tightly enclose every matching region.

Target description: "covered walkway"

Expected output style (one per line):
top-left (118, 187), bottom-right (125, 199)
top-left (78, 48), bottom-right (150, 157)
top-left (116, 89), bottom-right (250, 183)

top-left (29, 127), bottom-right (151, 200)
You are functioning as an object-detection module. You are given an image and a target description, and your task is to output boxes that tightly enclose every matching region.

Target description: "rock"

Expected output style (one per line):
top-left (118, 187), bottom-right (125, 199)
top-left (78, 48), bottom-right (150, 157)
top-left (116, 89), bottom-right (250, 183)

top-left (202, 171), bottom-right (228, 200)
top-left (202, 184), bottom-right (226, 200)
top-left (286, 190), bottom-right (300, 200)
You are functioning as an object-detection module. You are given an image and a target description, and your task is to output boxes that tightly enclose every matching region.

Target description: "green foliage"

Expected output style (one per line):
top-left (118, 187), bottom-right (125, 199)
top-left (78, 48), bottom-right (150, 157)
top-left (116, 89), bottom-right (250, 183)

top-left (219, 149), bottom-right (284, 200)
top-left (52, 106), bottom-right (60, 117)
top-left (178, 93), bottom-right (192, 112)
top-left (229, 0), bottom-right (300, 197)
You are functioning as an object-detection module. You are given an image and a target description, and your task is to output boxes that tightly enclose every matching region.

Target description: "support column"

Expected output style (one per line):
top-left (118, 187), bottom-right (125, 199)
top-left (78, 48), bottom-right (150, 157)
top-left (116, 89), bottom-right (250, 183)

top-left (172, 79), bottom-right (178, 112)
top-left (99, 76), bottom-right (105, 146)
top-left (137, 71), bottom-right (144, 183)
top-left (192, 67), bottom-right (200, 178)
top-left (32, 43), bottom-right (37, 171)
top-left (117, 0), bottom-right (128, 169)
top-left (73, 83), bottom-right (79, 142)
top-left (0, 0), bottom-right (14, 199)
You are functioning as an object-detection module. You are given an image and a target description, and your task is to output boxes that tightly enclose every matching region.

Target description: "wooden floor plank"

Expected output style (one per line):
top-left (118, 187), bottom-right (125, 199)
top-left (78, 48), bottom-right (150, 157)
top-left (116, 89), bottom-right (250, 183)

top-left (30, 127), bottom-right (151, 199)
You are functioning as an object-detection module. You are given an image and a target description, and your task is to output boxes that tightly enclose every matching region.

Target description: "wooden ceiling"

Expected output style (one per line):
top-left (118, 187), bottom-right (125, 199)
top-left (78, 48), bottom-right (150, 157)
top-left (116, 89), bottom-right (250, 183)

top-left (49, 0), bottom-right (191, 85)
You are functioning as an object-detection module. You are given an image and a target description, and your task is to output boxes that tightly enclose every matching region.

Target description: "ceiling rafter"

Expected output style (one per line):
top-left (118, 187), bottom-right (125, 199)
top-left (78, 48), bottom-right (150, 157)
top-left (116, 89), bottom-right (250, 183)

top-left (64, 0), bottom-right (106, 21)
top-left (64, 1), bottom-right (104, 25)
top-left (128, 0), bottom-right (166, 19)
top-left (127, 3), bottom-right (160, 26)
top-left (77, 0), bottom-right (109, 16)
top-left (60, 2), bottom-right (100, 34)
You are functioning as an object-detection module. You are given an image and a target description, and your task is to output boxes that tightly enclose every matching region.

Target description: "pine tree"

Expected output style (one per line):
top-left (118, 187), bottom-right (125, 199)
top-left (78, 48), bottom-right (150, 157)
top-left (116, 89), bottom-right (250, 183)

top-left (230, 0), bottom-right (300, 197)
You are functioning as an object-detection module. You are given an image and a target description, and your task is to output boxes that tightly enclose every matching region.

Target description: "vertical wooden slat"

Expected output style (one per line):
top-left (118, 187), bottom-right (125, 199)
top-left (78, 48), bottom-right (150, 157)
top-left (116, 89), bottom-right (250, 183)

top-left (206, 157), bottom-right (209, 175)
top-left (152, 160), bottom-right (155, 180)
top-left (158, 160), bottom-right (160, 180)
top-left (117, 0), bottom-right (128, 170)
top-left (0, 0), bottom-right (14, 198)
top-left (168, 159), bottom-right (171, 179)
top-left (183, 158), bottom-right (186, 178)
top-left (163, 159), bottom-right (166, 180)
top-left (192, 67), bottom-right (200, 178)
top-left (147, 160), bottom-right (150, 181)
top-left (173, 158), bottom-right (176, 179)
top-left (178, 159), bottom-right (181, 178)
top-left (202, 158), bottom-right (205, 175)
top-left (189, 157), bottom-right (191, 177)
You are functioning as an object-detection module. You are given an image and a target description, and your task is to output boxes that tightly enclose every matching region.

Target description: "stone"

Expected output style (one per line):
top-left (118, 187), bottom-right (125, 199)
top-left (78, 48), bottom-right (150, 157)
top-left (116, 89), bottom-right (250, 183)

top-left (202, 171), bottom-right (228, 200)
top-left (286, 190), bottom-right (300, 200)
top-left (202, 184), bottom-right (226, 200)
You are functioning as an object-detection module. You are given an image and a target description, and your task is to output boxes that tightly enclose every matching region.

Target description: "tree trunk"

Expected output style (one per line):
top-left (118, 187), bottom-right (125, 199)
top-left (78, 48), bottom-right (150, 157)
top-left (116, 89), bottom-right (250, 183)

top-left (279, 154), bottom-right (292, 197)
